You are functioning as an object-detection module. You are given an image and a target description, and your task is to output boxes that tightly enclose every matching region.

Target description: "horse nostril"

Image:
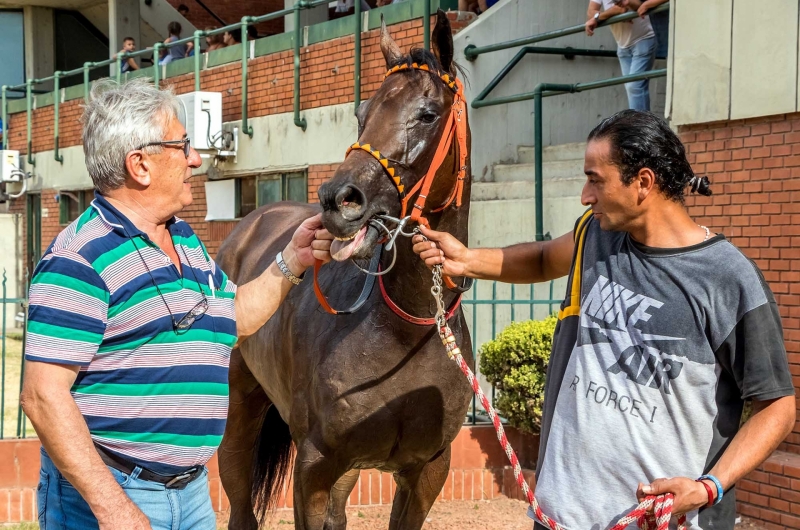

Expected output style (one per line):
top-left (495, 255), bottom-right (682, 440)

top-left (335, 185), bottom-right (367, 220)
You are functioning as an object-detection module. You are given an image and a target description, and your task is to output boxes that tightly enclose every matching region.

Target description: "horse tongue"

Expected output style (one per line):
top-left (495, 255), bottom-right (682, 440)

top-left (330, 226), bottom-right (368, 262)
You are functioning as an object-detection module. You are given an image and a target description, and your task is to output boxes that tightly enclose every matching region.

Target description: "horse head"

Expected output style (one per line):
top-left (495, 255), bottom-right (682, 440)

top-left (319, 10), bottom-right (463, 262)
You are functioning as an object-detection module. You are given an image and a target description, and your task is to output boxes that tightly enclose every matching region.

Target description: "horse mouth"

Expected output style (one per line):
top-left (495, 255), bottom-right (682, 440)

top-left (330, 223), bottom-right (381, 262)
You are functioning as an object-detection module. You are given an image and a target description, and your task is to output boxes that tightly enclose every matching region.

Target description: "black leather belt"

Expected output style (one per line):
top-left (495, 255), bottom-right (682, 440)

top-left (95, 444), bottom-right (203, 490)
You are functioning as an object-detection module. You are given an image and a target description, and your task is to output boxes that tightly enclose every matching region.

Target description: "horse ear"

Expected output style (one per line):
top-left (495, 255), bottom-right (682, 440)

top-left (431, 9), bottom-right (454, 74)
top-left (380, 15), bottom-right (403, 69)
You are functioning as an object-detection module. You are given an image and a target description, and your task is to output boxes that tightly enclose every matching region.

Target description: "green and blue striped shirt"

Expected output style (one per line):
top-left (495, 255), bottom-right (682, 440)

top-left (26, 192), bottom-right (237, 474)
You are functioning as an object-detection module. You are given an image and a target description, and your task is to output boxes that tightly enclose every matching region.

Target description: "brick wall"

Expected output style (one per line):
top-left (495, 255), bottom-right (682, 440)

top-left (680, 113), bottom-right (800, 454)
top-left (738, 451), bottom-right (800, 529)
top-left (164, 0), bottom-right (286, 38)
top-left (0, 426), bottom-right (537, 523)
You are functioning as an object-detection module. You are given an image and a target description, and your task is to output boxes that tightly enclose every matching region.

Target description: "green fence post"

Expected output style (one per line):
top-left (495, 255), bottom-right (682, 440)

top-left (241, 17), bottom-right (254, 137)
top-left (293, 2), bottom-right (308, 131)
top-left (83, 62), bottom-right (92, 103)
top-left (354, 0), bottom-right (361, 114)
top-left (116, 54), bottom-right (123, 84)
top-left (1, 86), bottom-right (7, 150)
top-left (194, 30), bottom-right (203, 92)
top-left (534, 86), bottom-right (543, 242)
top-left (1, 270), bottom-right (7, 439)
top-left (153, 44), bottom-right (162, 87)
top-left (423, 0), bottom-right (431, 50)
top-left (54, 72), bottom-right (63, 164)
top-left (26, 80), bottom-right (35, 167)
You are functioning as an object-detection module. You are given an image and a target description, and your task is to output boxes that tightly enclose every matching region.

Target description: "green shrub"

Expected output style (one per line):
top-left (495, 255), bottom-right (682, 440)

top-left (479, 315), bottom-right (557, 435)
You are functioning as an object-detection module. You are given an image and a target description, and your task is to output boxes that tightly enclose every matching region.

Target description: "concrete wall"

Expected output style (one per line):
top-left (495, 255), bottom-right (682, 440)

top-left (669, 0), bottom-right (800, 126)
top-left (454, 0), bottom-right (667, 181)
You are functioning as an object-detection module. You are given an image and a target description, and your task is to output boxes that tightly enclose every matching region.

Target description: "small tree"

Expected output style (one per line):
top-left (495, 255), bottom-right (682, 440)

top-left (479, 315), bottom-right (557, 435)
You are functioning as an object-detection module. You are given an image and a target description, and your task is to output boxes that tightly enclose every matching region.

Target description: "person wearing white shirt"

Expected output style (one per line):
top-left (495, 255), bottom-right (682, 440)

top-left (585, 0), bottom-right (657, 111)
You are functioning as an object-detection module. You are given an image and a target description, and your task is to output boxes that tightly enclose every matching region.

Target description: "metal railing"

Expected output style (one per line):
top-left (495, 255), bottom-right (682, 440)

top-left (0, 270), bottom-right (28, 440)
top-left (462, 280), bottom-right (559, 425)
top-left (464, 3), bottom-right (669, 242)
top-left (1, 0), bottom-right (438, 156)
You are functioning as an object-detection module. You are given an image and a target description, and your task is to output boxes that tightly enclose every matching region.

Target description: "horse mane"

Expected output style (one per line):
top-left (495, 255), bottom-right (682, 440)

top-left (390, 48), bottom-right (468, 86)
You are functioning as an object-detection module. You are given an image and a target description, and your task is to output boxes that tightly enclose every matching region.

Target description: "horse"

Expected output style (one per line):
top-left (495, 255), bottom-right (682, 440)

top-left (216, 11), bottom-right (474, 529)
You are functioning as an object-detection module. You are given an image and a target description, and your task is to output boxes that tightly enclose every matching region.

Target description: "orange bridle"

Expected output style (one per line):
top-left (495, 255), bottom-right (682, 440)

top-left (345, 62), bottom-right (469, 229)
top-left (314, 62), bottom-right (469, 315)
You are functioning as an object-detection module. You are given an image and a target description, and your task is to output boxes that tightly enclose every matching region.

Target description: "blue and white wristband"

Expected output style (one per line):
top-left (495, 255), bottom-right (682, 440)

top-left (697, 474), bottom-right (724, 505)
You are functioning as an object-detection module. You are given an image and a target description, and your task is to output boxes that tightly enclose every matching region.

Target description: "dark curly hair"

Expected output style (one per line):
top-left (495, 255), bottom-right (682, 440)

top-left (587, 110), bottom-right (712, 203)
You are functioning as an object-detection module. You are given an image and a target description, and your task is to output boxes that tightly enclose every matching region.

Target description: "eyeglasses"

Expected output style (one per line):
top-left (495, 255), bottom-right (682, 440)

top-left (137, 137), bottom-right (192, 158)
top-left (126, 232), bottom-right (209, 333)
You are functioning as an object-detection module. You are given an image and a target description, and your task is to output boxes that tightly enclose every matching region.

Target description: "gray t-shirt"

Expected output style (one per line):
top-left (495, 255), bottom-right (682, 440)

top-left (533, 212), bottom-right (794, 530)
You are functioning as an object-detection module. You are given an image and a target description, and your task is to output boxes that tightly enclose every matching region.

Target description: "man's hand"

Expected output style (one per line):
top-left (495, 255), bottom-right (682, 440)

top-left (411, 225), bottom-right (472, 277)
top-left (585, 16), bottom-right (598, 36)
top-left (283, 213), bottom-right (334, 274)
top-left (636, 478), bottom-right (711, 514)
top-left (638, 1), bottom-right (651, 16)
top-left (98, 504), bottom-right (152, 530)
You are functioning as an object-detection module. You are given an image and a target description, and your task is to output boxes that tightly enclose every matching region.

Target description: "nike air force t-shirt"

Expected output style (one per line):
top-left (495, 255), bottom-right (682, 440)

top-left (533, 212), bottom-right (794, 529)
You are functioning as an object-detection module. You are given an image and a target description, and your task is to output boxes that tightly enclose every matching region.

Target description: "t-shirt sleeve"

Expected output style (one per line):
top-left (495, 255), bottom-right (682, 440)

top-left (714, 288), bottom-right (794, 402)
top-left (210, 257), bottom-right (237, 296)
top-left (25, 250), bottom-right (110, 366)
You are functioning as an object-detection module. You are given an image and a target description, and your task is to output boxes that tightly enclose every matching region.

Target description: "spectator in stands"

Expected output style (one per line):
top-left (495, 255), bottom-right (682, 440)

top-left (177, 3), bottom-right (189, 17)
top-left (247, 25), bottom-right (258, 41)
top-left (223, 28), bottom-right (242, 46)
top-left (205, 28), bottom-right (226, 52)
top-left (622, 0), bottom-right (669, 59)
top-left (117, 37), bottom-right (140, 73)
top-left (585, 0), bottom-right (657, 111)
top-left (334, 0), bottom-right (370, 14)
top-left (159, 21), bottom-right (187, 66)
top-left (456, 0), bottom-right (498, 15)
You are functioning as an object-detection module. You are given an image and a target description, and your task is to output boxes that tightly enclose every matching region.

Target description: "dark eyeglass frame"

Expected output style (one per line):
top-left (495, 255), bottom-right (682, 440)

top-left (137, 137), bottom-right (192, 158)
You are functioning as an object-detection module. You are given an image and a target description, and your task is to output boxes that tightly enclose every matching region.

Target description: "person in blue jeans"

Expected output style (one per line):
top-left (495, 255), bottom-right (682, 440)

top-left (585, 0), bottom-right (658, 111)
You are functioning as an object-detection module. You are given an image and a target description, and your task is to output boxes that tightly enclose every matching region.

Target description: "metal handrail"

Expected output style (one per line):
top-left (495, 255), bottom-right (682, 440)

top-left (1, 0), bottom-right (436, 164)
top-left (464, 2), bottom-right (669, 60)
top-left (529, 69), bottom-right (666, 241)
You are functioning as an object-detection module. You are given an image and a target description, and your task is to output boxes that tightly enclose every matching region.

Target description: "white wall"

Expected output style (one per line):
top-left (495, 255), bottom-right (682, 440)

top-left (455, 0), bottom-right (668, 180)
top-left (669, 0), bottom-right (800, 126)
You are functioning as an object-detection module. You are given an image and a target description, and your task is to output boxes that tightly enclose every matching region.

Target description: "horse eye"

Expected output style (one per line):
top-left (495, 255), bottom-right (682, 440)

top-left (418, 112), bottom-right (438, 124)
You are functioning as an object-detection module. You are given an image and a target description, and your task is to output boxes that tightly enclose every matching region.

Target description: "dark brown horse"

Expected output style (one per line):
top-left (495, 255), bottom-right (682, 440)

top-left (216, 12), bottom-right (473, 529)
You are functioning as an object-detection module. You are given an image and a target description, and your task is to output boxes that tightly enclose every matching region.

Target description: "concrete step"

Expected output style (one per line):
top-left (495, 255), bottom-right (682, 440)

top-left (517, 142), bottom-right (587, 165)
top-left (471, 177), bottom-right (585, 202)
top-left (492, 159), bottom-right (584, 182)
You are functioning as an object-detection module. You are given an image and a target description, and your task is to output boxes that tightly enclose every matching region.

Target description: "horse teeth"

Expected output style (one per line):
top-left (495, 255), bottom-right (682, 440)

top-left (335, 235), bottom-right (356, 241)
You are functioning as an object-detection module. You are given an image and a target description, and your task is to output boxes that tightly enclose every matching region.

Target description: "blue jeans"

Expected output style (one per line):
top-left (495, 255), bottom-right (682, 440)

top-left (616, 36), bottom-right (657, 111)
top-left (37, 449), bottom-right (216, 530)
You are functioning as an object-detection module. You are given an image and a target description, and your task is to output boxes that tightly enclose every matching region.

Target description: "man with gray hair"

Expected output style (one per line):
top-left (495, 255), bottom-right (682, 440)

top-left (20, 78), bottom-right (333, 529)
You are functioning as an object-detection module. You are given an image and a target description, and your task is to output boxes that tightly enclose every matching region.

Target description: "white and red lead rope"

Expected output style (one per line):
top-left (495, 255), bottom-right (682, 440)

top-left (430, 264), bottom-right (686, 530)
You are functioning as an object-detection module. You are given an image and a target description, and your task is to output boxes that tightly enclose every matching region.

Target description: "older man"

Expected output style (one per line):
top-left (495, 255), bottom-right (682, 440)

top-left (414, 111), bottom-right (795, 528)
top-left (20, 78), bottom-right (332, 530)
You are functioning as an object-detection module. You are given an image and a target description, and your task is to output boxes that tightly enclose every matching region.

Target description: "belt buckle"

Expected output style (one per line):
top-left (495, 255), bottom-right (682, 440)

top-left (165, 468), bottom-right (197, 489)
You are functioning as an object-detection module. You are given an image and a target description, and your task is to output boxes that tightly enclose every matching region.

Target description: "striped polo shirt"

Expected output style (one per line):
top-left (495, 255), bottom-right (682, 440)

top-left (25, 192), bottom-right (237, 475)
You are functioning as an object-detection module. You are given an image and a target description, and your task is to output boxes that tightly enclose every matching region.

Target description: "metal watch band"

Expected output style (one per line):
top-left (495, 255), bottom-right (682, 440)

top-left (276, 251), bottom-right (303, 286)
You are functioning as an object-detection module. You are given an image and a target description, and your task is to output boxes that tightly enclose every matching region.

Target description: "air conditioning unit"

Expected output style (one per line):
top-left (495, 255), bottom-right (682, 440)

top-left (177, 92), bottom-right (223, 151)
top-left (0, 150), bottom-right (21, 182)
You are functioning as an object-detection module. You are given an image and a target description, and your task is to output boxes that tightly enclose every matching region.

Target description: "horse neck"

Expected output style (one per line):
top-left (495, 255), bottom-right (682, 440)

top-left (380, 168), bottom-right (471, 319)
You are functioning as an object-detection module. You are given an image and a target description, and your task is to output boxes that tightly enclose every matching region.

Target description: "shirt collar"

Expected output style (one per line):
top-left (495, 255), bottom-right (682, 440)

top-left (91, 191), bottom-right (184, 239)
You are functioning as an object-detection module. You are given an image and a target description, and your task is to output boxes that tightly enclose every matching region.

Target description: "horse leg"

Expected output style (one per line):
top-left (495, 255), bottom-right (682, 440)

top-left (388, 446), bottom-right (452, 530)
top-left (293, 438), bottom-right (343, 530)
top-left (323, 468), bottom-right (360, 530)
top-left (219, 349), bottom-right (270, 530)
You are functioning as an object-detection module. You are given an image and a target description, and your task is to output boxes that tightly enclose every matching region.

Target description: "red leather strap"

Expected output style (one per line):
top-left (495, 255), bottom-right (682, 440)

top-left (314, 259), bottom-right (338, 315)
top-left (378, 273), bottom-right (461, 326)
top-left (696, 479), bottom-right (714, 508)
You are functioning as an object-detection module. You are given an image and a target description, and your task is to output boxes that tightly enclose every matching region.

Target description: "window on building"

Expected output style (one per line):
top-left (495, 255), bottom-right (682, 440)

top-left (59, 190), bottom-right (88, 225)
top-left (0, 11), bottom-right (25, 96)
top-left (236, 171), bottom-right (307, 218)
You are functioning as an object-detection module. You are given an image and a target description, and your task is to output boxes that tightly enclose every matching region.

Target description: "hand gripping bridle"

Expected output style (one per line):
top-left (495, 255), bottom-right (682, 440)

top-left (314, 62), bottom-right (470, 317)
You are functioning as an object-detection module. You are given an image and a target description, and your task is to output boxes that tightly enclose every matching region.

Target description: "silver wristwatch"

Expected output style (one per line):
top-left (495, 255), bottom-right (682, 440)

top-left (276, 251), bottom-right (303, 286)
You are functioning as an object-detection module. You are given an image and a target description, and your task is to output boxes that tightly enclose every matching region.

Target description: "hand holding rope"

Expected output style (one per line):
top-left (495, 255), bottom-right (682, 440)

top-left (422, 235), bottom-right (686, 530)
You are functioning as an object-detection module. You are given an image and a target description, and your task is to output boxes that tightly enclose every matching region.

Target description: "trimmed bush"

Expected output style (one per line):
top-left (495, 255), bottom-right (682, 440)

top-left (479, 315), bottom-right (557, 435)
